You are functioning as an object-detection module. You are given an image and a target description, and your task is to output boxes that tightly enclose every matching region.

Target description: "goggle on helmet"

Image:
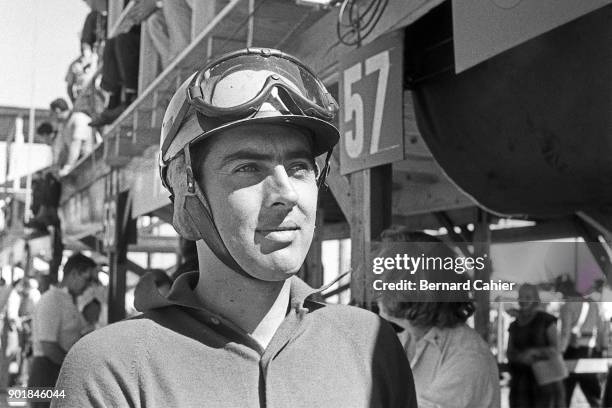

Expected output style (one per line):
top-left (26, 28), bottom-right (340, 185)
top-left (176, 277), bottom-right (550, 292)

top-left (159, 47), bottom-right (340, 196)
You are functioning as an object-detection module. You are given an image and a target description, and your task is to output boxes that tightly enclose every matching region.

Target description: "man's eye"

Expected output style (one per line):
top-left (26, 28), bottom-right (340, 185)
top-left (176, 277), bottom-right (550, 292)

top-left (288, 162), bottom-right (315, 176)
top-left (235, 164), bottom-right (259, 173)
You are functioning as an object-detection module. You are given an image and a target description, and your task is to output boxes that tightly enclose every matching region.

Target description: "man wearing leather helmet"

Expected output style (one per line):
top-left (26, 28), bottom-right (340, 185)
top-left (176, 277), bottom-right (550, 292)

top-left (53, 48), bottom-right (416, 407)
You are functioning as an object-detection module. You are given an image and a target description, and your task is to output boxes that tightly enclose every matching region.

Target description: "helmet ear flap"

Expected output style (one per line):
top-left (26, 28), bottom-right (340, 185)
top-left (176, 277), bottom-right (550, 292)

top-left (172, 194), bottom-right (201, 241)
top-left (171, 156), bottom-right (250, 275)
top-left (167, 156), bottom-right (202, 241)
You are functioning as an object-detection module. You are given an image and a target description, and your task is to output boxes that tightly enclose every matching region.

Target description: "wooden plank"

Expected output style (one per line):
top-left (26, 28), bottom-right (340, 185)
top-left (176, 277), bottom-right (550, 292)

top-left (60, 144), bottom-right (109, 203)
top-left (130, 236), bottom-right (179, 253)
top-left (392, 168), bottom-right (475, 216)
top-left (192, 1), bottom-right (217, 38)
top-left (321, 222), bottom-right (350, 241)
top-left (61, 177), bottom-right (106, 239)
top-left (350, 170), bottom-right (370, 307)
top-left (108, 191), bottom-right (131, 323)
top-left (349, 166), bottom-right (391, 307)
top-left (304, 208), bottom-right (325, 288)
top-left (107, 0), bottom-right (125, 34)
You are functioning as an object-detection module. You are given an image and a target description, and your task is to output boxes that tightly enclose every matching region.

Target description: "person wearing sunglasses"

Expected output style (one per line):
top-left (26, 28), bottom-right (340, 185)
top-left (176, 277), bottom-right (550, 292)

top-left (52, 48), bottom-right (416, 407)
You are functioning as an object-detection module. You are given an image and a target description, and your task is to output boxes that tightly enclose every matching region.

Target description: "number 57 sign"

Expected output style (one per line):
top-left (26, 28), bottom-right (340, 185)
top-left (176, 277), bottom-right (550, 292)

top-left (339, 30), bottom-right (404, 175)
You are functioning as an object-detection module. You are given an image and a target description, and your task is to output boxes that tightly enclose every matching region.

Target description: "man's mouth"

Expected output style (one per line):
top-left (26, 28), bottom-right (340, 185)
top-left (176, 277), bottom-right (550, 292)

top-left (257, 223), bottom-right (300, 242)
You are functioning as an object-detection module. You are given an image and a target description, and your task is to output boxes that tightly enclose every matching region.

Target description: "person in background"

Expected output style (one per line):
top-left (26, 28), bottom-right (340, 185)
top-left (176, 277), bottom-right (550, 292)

top-left (77, 269), bottom-right (107, 334)
top-left (377, 229), bottom-right (500, 408)
top-left (507, 283), bottom-right (565, 408)
top-left (15, 279), bottom-right (39, 387)
top-left (80, 299), bottom-right (102, 336)
top-left (28, 253), bottom-right (96, 408)
top-left (80, 0), bottom-right (107, 61)
top-left (89, 27), bottom-right (141, 128)
top-left (24, 123), bottom-right (62, 234)
top-left (558, 278), bottom-right (604, 407)
top-left (68, 0), bottom-right (107, 121)
top-left (49, 98), bottom-right (95, 176)
top-left (131, 0), bottom-right (194, 68)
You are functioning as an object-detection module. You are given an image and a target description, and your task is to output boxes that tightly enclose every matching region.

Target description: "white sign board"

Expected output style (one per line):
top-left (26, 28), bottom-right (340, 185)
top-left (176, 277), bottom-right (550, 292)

top-left (453, 0), bottom-right (612, 72)
top-left (339, 30), bottom-right (404, 175)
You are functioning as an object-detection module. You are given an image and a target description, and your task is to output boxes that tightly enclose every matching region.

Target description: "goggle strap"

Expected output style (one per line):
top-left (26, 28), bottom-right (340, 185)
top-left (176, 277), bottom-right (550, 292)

top-left (317, 150), bottom-right (333, 189)
top-left (274, 86), bottom-right (304, 115)
top-left (161, 99), bottom-right (192, 159)
top-left (183, 179), bottom-right (254, 280)
top-left (183, 145), bottom-right (195, 193)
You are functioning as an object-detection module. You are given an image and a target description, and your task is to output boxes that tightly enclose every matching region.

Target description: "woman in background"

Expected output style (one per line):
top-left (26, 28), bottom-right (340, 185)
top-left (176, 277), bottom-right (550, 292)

top-left (377, 229), bottom-right (500, 408)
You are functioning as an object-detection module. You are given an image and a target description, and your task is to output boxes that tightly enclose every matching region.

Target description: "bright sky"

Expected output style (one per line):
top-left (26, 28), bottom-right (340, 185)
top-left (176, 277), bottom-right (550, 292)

top-left (0, 0), bottom-right (90, 109)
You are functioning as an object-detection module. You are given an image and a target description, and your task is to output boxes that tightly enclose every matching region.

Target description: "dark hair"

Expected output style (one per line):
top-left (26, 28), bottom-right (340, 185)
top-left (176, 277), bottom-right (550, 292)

top-left (385, 301), bottom-right (475, 329)
top-left (50, 98), bottom-right (69, 112)
top-left (378, 230), bottom-right (475, 329)
top-left (36, 122), bottom-right (54, 136)
top-left (83, 298), bottom-right (101, 309)
top-left (63, 253), bottom-right (96, 277)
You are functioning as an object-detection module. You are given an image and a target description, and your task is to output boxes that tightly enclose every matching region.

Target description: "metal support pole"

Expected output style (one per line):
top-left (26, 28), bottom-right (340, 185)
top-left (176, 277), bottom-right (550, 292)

top-left (246, 0), bottom-right (255, 47)
top-left (24, 108), bottom-right (35, 221)
top-left (304, 208), bottom-right (325, 288)
top-left (349, 165), bottom-right (392, 308)
top-left (473, 208), bottom-right (491, 341)
top-left (108, 190), bottom-right (134, 323)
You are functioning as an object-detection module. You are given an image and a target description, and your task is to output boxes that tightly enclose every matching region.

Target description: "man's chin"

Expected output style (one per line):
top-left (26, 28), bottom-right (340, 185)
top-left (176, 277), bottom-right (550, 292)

top-left (242, 257), bottom-right (303, 282)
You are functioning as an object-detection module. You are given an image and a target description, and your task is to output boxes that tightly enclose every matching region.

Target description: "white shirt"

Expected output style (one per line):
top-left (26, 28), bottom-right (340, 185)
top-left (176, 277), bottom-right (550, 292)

top-left (407, 324), bottom-right (501, 408)
top-left (32, 286), bottom-right (84, 356)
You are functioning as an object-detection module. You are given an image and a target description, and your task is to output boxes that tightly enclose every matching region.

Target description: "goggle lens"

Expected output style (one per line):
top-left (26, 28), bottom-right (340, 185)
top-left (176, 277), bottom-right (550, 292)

top-left (201, 54), bottom-right (328, 109)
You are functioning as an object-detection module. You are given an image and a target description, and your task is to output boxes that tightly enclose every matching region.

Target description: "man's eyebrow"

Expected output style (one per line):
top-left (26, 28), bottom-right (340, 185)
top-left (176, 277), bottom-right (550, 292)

top-left (218, 148), bottom-right (314, 167)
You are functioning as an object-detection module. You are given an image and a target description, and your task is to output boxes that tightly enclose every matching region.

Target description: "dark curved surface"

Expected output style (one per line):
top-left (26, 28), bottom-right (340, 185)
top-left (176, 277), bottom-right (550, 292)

top-left (413, 5), bottom-right (612, 217)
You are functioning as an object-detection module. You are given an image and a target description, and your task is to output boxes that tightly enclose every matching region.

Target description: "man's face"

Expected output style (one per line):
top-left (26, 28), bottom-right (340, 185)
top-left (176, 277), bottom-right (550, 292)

top-left (52, 108), bottom-right (69, 122)
top-left (67, 267), bottom-right (94, 296)
top-left (518, 286), bottom-right (539, 312)
top-left (196, 123), bottom-right (319, 281)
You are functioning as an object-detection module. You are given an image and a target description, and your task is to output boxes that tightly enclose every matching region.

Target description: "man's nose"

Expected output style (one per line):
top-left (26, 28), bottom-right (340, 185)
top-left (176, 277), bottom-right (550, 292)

top-left (265, 165), bottom-right (299, 207)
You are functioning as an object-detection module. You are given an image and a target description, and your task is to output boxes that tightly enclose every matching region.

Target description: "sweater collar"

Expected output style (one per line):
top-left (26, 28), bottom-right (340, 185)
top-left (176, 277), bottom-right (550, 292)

top-left (134, 271), bottom-right (323, 314)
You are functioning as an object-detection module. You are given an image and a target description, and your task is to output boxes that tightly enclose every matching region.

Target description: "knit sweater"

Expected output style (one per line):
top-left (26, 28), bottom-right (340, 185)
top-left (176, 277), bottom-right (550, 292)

top-left (52, 272), bottom-right (416, 408)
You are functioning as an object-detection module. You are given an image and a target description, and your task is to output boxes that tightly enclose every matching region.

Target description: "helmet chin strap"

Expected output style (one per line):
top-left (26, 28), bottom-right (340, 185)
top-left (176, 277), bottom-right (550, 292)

top-left (182, 146), bottom-right (254, 279)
